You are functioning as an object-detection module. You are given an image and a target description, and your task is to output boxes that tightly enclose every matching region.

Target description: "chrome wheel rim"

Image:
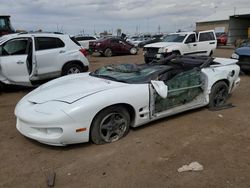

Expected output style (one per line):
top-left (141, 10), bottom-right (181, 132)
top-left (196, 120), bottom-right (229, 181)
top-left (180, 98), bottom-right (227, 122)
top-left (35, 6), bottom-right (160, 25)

top-left (130, 48), bottom-right (137, 54)
top-left (100, 113), bottom-right (128, 143)
top-left (67, 67), bottom-right (81, 74)
top-left (106, 49), bottom-right (112, 57)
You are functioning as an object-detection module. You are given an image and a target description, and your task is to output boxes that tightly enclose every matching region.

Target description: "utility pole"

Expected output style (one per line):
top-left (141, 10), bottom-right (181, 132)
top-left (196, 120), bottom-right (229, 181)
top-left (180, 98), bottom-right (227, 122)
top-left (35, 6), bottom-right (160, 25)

top-left (158, 25), bottom-right (161, 34)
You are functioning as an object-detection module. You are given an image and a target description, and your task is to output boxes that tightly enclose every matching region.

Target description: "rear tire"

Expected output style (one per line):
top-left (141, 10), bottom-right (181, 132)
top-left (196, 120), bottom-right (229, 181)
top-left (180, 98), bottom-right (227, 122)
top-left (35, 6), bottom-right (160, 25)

top-left (104, 48), bottom-right (112, 57)
top-left (91, 106), bottom-right (130, 144)
top-left (208, 81), bottom-right (229, 109)
top-left (62, 63), bottom-right (84, 76)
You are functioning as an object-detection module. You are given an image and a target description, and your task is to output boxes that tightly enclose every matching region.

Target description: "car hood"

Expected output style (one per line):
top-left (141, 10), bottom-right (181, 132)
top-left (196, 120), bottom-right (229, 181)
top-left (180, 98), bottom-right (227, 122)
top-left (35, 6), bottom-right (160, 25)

top-left (144, 42), bottom-right (180, 48)
top-left (235, 47), bottom-right (250, 56)
top-left (28, 73), bottom-right (127, 104)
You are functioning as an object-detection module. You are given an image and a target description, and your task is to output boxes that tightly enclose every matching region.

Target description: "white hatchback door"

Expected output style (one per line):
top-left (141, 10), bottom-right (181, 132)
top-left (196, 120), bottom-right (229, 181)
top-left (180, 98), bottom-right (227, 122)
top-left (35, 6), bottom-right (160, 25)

top-left (198, 30), bottom-right (217, 56)
top-left (0, 37), bottom-right (32, 85)
top-left (34, 37), bottom-right (65, 77)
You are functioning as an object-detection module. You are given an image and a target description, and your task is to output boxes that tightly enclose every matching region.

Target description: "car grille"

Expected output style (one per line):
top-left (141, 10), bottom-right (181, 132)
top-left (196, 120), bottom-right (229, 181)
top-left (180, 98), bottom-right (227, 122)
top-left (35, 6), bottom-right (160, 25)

top-left (145, 47), bottom-right (159, 54)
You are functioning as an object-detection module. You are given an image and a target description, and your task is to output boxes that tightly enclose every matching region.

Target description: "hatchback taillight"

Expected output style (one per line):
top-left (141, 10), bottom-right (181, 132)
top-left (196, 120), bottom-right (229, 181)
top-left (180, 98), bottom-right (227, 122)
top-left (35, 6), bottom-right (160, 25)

top-left (79, 48), bottom-right (88, 56)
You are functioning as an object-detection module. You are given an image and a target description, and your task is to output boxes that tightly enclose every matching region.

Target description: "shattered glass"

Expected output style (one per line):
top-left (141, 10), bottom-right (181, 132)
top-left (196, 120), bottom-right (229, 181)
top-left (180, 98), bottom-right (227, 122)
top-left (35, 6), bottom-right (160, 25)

top-left (90, 64), bottom-right (171, 83)
top-left (155, 69), bottom-right (202, 113)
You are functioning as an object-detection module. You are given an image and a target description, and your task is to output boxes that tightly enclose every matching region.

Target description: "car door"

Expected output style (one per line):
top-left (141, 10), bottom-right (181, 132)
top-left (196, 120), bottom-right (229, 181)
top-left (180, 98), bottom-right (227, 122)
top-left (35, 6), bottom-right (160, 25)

top-left (110, 38), bottom-right (121, 53)
top-left (151, 68), bottom-right (203, 115)
top-left (0, 37), bottom-right (32, 84)
top-left (182, 34), bottom-right (198, 55)
top-left (34, 37), bottom-right (65, 78)
top-left (120, 40), bottom-right (133, 53)
top-left (198, 31), bottom-right (217, 55)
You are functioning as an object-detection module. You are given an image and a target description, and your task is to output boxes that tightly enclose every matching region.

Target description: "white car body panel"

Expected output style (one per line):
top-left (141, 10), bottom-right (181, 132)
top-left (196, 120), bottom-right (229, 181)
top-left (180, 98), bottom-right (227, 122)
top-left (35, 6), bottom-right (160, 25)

top-left (15, 57), bottom-right (240, 146)
top-left (144, 42), bottom-right (180, 48)
top-left (0, 54), bottom-right (31, 85)
top-left (78, 39), bottom-right (96, 49)
top-left (198, 30), bottom-right (217, 56)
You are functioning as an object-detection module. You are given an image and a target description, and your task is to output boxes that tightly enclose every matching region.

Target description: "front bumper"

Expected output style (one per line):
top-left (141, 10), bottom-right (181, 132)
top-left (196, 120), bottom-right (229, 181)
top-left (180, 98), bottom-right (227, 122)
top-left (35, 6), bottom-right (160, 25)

top-left (143, 48), bottom-right (170, 61)
top-left (16, 118), bottom-right (89, 146)
top-left (15, 100), bottom-right (90, 146)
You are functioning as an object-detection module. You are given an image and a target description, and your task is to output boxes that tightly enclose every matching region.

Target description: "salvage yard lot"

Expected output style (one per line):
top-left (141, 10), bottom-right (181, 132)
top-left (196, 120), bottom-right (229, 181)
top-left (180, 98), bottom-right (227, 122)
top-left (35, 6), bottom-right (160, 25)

top-left (1, 48), bottom-right (250, 188)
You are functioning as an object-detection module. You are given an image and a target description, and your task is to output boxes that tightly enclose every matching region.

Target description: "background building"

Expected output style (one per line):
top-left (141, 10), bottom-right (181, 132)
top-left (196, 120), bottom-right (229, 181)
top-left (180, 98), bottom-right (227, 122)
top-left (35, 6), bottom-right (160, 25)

top-left (196, 8), bottom-right (250, 45)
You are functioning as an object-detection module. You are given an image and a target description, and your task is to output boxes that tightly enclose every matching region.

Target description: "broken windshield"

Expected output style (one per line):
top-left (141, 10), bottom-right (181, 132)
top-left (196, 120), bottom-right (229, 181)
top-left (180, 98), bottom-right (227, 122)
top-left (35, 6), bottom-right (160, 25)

top-left (162, 34), bottom-right (187, 43)
top-left (90, 64), bottom-right (168, 84)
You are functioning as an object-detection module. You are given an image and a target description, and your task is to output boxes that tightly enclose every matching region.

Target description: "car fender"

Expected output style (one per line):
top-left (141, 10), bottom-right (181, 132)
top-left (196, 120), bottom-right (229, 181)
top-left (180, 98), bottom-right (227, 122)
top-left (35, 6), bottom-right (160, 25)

top-left (62, 84), bottom-right (151, 132)
top-left (58, 50), bottom-right (89, 71)
top-left (201, 64), bottom-right (240, 101)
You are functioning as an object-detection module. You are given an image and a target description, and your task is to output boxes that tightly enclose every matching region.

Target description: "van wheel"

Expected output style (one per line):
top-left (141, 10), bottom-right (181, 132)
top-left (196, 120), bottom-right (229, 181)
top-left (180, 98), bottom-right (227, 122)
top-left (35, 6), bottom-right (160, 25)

top-left (172, 51), bottom-right (180, 56)
top-left (144, 57), bottom-right (151, 64)
top-left (104, 48), bottom-right (112, 57)
top-left (209, 51), bottom-right (213, 57)
top-left (62, 63), bottom-right (83, 76)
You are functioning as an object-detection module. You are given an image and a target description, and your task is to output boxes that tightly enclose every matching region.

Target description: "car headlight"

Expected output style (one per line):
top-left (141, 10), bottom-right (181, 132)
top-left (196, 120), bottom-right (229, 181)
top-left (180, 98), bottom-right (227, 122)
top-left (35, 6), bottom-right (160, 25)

top-left (96, 42), bottom-right (101, 46)
top-left (158, 47), bottom-right (168, 53)
top-left (232, 53), bottom-right (239, 59)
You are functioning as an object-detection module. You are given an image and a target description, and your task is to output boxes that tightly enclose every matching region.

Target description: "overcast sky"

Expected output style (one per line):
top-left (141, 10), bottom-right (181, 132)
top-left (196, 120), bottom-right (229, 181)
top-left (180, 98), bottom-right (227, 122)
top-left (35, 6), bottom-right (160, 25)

top-left (1, 0), bottom-right (249, 35)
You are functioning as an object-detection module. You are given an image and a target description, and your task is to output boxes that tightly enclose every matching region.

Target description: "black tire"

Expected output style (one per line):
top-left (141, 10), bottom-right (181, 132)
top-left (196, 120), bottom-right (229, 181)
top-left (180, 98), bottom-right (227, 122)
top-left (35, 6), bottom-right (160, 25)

top-left (0, 82), bottom-right (5, 92)
top-left (62, 63), bottom-right (84, 76)
top-left (130, 47), bottom-right (137, 55)
top-left (208, 81), bottom-right (229, 109)
top-left (104, 48), bottom-right (112, 57)
top-left (144, 57), bottom-right (151, 64)
top-left (209, 50), bottom-right (213, 57)
top-left (172, 51), bottom-right (180, 56)
top-left (91, 106), bottom-right (130, 144)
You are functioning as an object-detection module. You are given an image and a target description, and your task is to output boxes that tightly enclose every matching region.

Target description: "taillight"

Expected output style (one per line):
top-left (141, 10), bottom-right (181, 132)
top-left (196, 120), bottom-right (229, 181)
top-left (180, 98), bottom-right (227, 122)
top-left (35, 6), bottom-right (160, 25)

top-left (0, 31), bottom-right (10, 36)
top-left (79, 48), bottom-right (88, 56)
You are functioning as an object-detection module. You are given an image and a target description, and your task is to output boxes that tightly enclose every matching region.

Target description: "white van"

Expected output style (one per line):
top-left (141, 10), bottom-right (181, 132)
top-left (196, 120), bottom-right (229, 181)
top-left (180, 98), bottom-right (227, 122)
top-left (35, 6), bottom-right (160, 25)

top-left (143, 30), bottom-right (217, 63)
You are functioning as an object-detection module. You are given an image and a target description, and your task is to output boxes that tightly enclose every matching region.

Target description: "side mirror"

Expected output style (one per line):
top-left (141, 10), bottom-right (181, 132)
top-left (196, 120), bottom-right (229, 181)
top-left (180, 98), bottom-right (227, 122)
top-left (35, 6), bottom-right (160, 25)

top-left (151, 80), bottom-right (168, 98)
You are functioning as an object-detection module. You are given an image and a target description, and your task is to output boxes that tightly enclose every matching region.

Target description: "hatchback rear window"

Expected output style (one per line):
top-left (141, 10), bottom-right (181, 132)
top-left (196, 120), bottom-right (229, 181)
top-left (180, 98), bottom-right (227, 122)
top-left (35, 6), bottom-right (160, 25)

top-left (70, 37), bottom-right (81, 46)
top-left (35, 37), bottom-right (65, 51)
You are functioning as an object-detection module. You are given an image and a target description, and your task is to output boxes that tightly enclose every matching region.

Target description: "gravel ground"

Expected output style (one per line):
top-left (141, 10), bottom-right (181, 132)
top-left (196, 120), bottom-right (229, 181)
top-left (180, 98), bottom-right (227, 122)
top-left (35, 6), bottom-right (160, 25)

top-left (1, 48), bottom-right (250, 188)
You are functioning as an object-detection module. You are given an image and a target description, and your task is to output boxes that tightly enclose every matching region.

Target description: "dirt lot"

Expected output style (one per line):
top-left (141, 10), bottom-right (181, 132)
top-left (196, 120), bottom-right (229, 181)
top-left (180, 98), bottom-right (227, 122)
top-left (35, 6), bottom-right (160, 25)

top-left (1, 48), bottom-right (250, 188)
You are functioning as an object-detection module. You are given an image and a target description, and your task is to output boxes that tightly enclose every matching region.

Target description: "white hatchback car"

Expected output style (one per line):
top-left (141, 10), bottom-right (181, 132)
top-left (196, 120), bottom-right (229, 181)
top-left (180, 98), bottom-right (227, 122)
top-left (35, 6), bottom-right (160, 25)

top-left (0, 32), bottom-right (89, 87)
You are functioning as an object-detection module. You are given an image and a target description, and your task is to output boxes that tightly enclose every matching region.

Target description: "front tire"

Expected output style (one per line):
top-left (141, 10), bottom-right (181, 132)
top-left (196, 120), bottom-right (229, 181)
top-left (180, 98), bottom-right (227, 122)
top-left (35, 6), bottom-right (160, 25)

top-left (208, 81), bottom-right (229, 109)
top-left (144, 56), bottom-right (151, 64)
top-left (130, 47), bottom-right (137, 55)
top-left (91, 106), bottom-right (130, 144)
top-left (62, 63), bottom-right (84, 76)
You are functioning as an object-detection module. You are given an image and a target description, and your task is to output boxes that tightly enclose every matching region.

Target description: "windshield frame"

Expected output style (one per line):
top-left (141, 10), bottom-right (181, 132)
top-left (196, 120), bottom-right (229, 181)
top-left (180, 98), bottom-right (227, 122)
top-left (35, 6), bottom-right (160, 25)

top-left (90, 64), bottom-right (170, 84)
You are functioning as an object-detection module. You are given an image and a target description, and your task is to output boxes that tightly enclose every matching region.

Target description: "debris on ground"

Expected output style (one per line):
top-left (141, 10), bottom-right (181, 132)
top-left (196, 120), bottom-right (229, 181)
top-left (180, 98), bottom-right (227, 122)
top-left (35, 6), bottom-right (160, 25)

top-left (178, 162), bottom-right (204, 173)
top-left (218, 114), bottom-right (223, 118)
top-left (47, 171), bottom-right (56, 187)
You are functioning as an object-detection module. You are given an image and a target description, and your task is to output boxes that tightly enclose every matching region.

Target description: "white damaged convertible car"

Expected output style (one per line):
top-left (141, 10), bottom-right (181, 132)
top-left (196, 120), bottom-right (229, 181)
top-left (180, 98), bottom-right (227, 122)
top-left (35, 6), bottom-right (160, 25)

top-left (15, 55), bottom-right (240, 146)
